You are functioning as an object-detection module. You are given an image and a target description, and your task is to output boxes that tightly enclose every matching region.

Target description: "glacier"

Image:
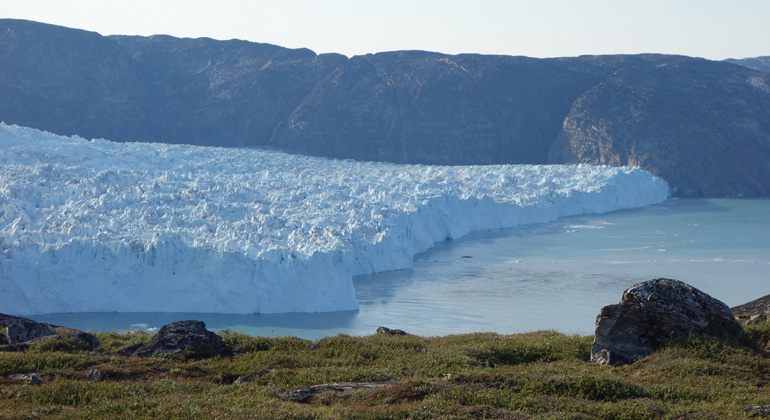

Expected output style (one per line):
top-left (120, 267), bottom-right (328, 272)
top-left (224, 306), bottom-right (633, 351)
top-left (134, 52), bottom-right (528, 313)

top-left (0, 123), bottom-right (670, 315)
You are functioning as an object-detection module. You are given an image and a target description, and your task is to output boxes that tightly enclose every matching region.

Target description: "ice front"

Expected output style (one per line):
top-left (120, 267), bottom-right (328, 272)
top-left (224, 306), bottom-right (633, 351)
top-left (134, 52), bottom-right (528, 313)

top-left (0, 124), bottom-right (669, 314)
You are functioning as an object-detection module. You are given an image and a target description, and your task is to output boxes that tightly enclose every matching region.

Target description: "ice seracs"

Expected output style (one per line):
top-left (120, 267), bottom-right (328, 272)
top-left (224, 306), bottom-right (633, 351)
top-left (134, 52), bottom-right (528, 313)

top-left (0, 123), bottom-right (670, 315)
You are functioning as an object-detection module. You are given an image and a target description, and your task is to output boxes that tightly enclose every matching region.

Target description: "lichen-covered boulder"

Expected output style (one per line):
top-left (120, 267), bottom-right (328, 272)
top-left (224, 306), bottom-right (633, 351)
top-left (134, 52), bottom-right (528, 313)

top-left (0, 313), bottom-right (101, 352)
top-left (0, 313), bottom-right (56, 344)
top-left (591, 278), bottom-right (743, 366)
top-left (118, 320), bottom-right (232, 358)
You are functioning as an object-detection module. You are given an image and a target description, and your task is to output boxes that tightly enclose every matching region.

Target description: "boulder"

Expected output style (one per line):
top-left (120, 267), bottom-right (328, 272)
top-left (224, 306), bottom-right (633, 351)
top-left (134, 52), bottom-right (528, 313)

top-left (745, 406), bottom-right (770, 415)
top-left (85, 369), bottom-right (104, 381)
top-left (0, 313), bottom-right (100, 352)
top-left (591, 278), bottom-right (743, 366)
top-left (7, 373), bottom-right (42, 384)
top-left (0, 313), bottom-right (56, 344)
top-left (376, 326), bottom-right (409, 336)
top-left (118, 320), bottom-right (232, 358)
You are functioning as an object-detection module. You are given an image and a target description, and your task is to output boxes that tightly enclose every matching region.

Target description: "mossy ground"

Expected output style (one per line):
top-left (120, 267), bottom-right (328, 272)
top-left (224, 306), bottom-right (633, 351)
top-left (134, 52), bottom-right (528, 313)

top-left (1, 321), bottom-right (769, 419)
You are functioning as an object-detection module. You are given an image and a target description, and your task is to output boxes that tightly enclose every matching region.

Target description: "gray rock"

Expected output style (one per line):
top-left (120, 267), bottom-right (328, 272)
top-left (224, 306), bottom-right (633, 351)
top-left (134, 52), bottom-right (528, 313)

top-left (376, 326), bottom-right (409, 336)
top-left (8, 373), bottom-right (41, 384)
top-left (85, 369), bottom-right (104, 381)
top-left (0, 313), bottom-right (56, 344)
top-left (118, 320), bottom-right (232, 359)
top-left (0, 313), bottom-right (101, 351)
top-left (591, 278), bottom-right (743, 366)
top-left (745, 405), bottom-right (770, 415)
top-left (234, 374), bottom-right (254, 384)
top-left (732, 294), bottom-right (770, 326)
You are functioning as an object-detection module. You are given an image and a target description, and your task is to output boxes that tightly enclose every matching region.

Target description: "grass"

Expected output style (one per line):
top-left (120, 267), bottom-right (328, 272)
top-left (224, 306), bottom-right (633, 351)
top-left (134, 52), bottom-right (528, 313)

top-left (0, 322), bottom-right (769, 419)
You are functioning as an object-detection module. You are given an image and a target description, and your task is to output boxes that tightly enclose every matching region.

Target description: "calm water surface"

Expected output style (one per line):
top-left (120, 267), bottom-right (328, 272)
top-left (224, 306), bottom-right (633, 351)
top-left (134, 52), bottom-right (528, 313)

top-left (31, 198), bottom-right (770, 339)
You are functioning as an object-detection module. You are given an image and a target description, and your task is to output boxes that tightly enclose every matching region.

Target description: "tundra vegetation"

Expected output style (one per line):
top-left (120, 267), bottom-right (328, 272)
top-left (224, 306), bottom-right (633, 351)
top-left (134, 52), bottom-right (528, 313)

top-left (1, 321), bottom-right (770, 419)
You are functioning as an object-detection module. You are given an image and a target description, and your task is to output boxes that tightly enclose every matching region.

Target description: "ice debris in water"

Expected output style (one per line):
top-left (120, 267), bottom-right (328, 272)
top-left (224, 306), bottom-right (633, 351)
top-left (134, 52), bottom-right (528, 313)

top-left (0, 123), bottom-right (670, 315)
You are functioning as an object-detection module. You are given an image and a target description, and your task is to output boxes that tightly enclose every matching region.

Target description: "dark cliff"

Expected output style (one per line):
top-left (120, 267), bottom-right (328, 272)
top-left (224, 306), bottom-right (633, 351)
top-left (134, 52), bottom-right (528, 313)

top-left (0, 19), bottom-right (156, 140)
top-left (548, 55), bottom-right (770, 196)
top-left (270, 52), bottom-right (602, 165)
top-left (2, 19), bottom-right (769, 196)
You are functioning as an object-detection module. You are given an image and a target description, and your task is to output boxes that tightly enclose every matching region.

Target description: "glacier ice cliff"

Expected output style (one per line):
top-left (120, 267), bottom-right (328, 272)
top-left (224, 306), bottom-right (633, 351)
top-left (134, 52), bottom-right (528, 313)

top-left (0, 124), bottom-right (670, 315)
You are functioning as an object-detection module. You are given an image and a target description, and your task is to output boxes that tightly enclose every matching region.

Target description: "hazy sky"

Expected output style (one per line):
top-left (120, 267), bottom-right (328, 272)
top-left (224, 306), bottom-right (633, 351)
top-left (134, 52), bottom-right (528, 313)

top-left (4, 0), bottom-right (768, 60)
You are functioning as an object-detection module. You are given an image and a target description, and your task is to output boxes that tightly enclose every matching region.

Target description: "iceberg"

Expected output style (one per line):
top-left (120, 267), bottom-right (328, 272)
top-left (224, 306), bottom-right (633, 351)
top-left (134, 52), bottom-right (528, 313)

top-left (0, 123), bottom-right (670, 315)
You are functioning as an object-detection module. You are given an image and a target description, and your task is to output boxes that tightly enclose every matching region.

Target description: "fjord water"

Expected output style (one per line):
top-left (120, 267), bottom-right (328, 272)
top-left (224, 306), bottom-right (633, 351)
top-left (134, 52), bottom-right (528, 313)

top-left (31, 198), bottom-right (770, 339)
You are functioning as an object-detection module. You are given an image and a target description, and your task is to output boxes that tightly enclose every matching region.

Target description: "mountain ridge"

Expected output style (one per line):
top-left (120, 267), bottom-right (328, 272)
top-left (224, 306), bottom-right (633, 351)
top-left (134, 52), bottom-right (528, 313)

top-left (2, 19), bottom-right (769, 196)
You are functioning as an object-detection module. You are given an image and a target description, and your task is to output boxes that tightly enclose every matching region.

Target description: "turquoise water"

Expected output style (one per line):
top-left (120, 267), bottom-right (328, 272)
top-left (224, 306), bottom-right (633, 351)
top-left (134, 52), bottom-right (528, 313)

top-left (30, 198), bottom-right (770, 339)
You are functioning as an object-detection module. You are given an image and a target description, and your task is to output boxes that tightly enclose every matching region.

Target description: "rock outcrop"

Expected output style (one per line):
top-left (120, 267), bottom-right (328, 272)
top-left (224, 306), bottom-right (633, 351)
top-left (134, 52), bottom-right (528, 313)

top-left (376, 326), bottom-right (409, 336)
top-left (732, 294), bottom-right (770, 325)
top-left (591, 279), bottom-right (743, 366)
top-left (0, 313), bottom-right (56, 344)
top-left (118, 320), bottom-right (232, 359)
top-left (547, 55), bottom-right (770, 197)
top-left (0, 313), bottom-right (100, 352)
top-left (2, 19), bottom-right (770, 197)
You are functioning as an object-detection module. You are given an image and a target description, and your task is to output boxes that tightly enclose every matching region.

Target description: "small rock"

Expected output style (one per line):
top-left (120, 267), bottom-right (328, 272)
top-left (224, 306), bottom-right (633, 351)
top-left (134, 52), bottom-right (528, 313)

top-left (591, 278), bottom-right (743, 366)
top-left (118, 320), bottom-right (232, 359)
top-left (376, 326), bottom-right (409, 336)
top-left (746, 314), bottom-right (769, 325)
top-left (235, 374), bottom-right (254, 384)
top-left (733, 294), bottom-right (770, 326)
top-left (85, 369), bottom-right (104, 381)
top-left (29, 409), bottom-right (49, 417)
top-left (745, 405), bottom-right (770, 415)
top-left (8, 373), bottom-right (42, 384)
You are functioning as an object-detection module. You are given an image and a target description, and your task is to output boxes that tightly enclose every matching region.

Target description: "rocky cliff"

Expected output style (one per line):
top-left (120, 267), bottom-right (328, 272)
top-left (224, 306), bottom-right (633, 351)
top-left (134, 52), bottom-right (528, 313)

top-left (2, 19), bottom-right (769, 196)
top-left (548, 55), bottom-right (770, 196)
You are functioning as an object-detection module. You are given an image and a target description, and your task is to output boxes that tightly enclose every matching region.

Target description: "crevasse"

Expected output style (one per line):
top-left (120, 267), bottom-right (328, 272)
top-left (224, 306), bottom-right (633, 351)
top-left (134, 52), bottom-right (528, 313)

top-left (0, 123), bottom-right (670, 315)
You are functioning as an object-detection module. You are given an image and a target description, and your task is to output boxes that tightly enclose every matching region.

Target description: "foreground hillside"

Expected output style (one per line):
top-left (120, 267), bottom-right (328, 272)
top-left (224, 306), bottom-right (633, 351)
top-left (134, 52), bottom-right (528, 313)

top-left (1, 19), bottom-right (769, 196)
top-left (1, 323), bottom-right (770, 419)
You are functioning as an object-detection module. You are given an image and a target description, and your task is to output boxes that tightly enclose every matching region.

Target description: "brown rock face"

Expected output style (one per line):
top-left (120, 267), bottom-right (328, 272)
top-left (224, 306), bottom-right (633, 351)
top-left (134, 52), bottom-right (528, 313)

top-left (591, 278), bottom-right (743, 366)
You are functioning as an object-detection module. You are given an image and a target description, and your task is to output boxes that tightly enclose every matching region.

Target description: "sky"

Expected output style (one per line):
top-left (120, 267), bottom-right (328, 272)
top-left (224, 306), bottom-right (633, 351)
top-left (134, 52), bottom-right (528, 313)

top-left (4, 0), bottom-right (769, 60)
